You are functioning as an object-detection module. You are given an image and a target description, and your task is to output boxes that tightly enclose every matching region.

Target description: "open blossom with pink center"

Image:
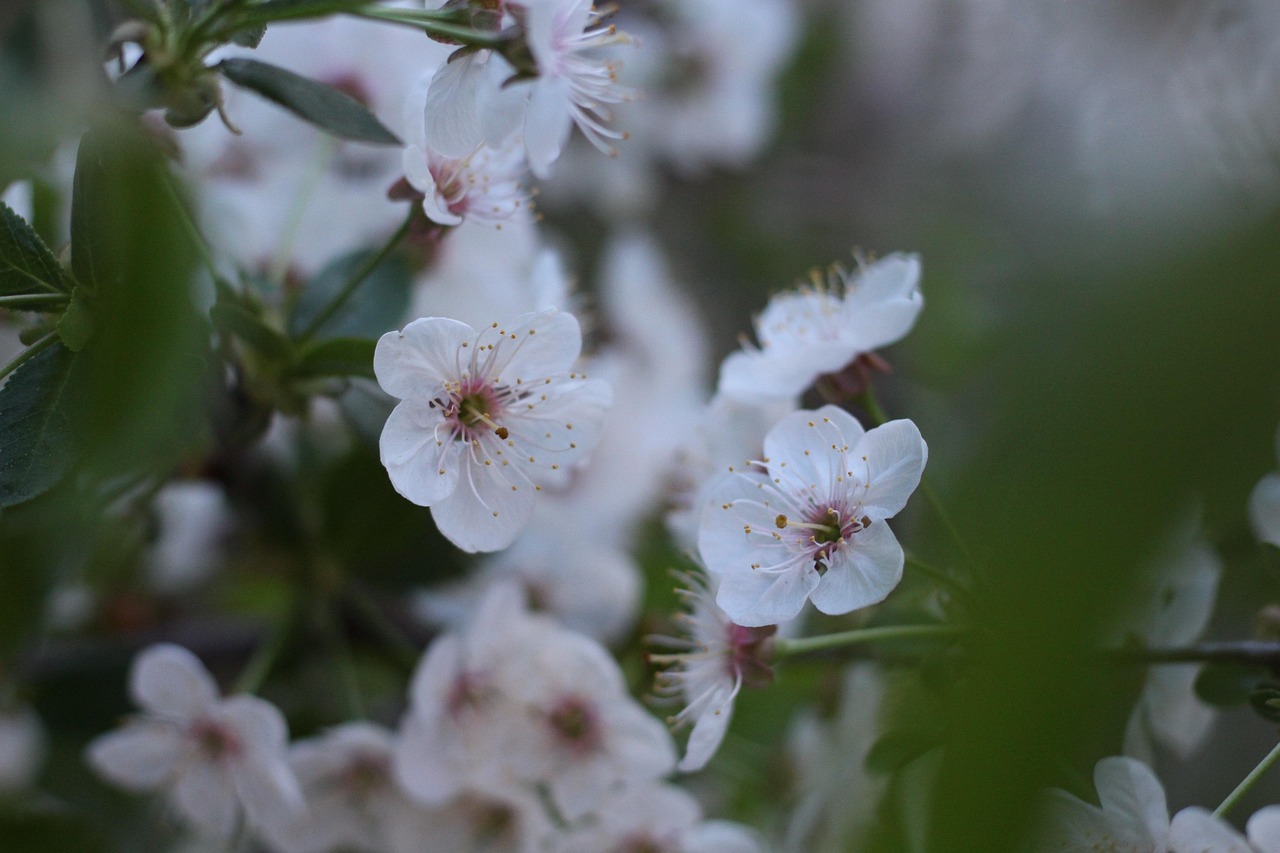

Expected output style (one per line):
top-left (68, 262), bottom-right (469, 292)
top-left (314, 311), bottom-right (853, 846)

top-left (649, 569), bottom-right (775, 773)
top-left (698, 405), bottom-right (927, 627)
top-left (515, 0), bottom-right (632, 177)
top-left (402, 74), bottom-right (529, 228)
top-left (85, 644), bottom-right (303, 839)
top-left (375, 308), bottom-right (611, 552)
top-left (718, 253), bottom-right (923, 402)
top-left (559, 783), bottom-right (763, 853)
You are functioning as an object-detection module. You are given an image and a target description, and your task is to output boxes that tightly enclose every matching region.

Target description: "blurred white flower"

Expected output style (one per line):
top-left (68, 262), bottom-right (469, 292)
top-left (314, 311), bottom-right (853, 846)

top-left (558, 782), bottom-right (762, 853)
top-left (1250, 426), bottom-right (1280, 548)
top-left (718, 254), bottom-right (923, 403)
top-left (1120, 536), bottom-right (1221, 763)
top-left (1033, 755), bottom-right (1263, 852)
top-left (86, 644), bottom-right (303, 838)
top-left (699, 406), bottom-right (927, 626)
top-left (0, 705), bottom-right (45, 794)
top-left (649, 569), bottom-right (775, 773)
top-left (374, 308), bottom-right (611, 552)
top-left (147, 480), bottom-right (233, 593)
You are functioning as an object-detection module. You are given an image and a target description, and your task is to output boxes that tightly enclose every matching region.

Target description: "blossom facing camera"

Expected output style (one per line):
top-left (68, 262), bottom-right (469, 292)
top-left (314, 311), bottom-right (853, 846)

top-left (718, 253), bottom-right (923, 402)
top-left (375, 309), bottom-right (611, 552)
top-left (698, 405), bottom-right (927, 627)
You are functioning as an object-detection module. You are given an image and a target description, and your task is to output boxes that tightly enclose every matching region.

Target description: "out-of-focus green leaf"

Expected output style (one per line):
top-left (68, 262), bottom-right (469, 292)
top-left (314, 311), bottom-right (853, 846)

top-left (293, 337), bottom-right (376, 380)
top-left (866, 729), bottom-right (946, 775)
top-left (211, 293), bottom-right (294, 362)
top-left (288, 248), bottom-right (413, 340)
top-left (56, 287), bottom-right (94, 351)
top-left (218, 58), bottom-right (401, 145)
top-left (1249, 684), bottom-right (1280, 723)
top-left (0, 200), bottom-right (70, 299)
top-left (0, 343), bottom-right (80, 507)
top-left (230, 23), bottom-right (268, 48)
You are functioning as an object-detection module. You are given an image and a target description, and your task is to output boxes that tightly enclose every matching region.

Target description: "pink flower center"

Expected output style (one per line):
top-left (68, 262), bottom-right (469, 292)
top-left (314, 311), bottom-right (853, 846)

top-left (724, 623), bottom-right (777, 689)
top-left (432, 379), bottom-right (509, 442)
top-left (188, 718), bottom-right (242, 761)
top-left (547, 695), bottom-right (602, 754)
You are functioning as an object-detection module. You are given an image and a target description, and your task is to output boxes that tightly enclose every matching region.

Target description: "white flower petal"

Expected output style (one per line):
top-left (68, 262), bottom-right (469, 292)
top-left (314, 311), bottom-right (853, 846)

top-left (86, 722), bottom-right (184, 790)
top-left (217, 695), bottom-right (289, 753)
top-left (1250, 472), bottom-right (1280, 547)
top-left (486, 309), bottom-right (582, 381)
top-left (716, 557), bottom-right (818, 627)
top-left (232, 753), bottom-right (306, 831)
top-left (374, 317), bottom-right (476, 400)
top-left (1093, 756), bottom-right (1169, 845)
top-left (1247, 805), bottom-right (1280, 853)
top-left (430, 450), bottom-right (539, 552)
top-left (130, 643), bottom-right (219, 720)
top-left (677, 682), bottom-right (736, 773)
top-left (425, 53), bottom-right (485, 158)
top-left (840, 253), bottom-right (924, 351)
top-left (764, 406), bottom-right (864, 493)
top-left (380, 398), bottom-right (461, 507)
top-left (174, 760), bottom-right (240, 838)
top-left (523, 78), bottom-right (574, 179)
top-left (810, 521), bottom-right (904, 615)
top-left (1169, 806), bottom-right (1251, 852)
top-left (698, 472), bottom-right (786, 576)
top-left (857, 419), bottom-right (928, 520)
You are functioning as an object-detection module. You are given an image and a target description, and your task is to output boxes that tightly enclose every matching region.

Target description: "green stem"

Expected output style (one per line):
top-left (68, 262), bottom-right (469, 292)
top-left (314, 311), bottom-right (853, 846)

top-left (0, 331), bottom-right (58, 383)
top-left (1105, 640), bottom-right (1280, 668)
top-left (159, 168), bottom-right (225, 287)
top-left (330, 602), bottom-right (366, 720)
top-left (350, 6), bottom-right (508, 48)
top-left (343, 583), bottom-right (422, 672)
top-left (858, 389), bottom-right (890, 427)
top-left (297, 209), bottom-right (414, 341)
top-left (1214, 739), bottom-right (1280, 818)
top-left (233, 609), bottom-right (295, 694)
top-left (0, 294), bottom-right (70, 309)
top-left (773, 623), bottom-right (965, 658)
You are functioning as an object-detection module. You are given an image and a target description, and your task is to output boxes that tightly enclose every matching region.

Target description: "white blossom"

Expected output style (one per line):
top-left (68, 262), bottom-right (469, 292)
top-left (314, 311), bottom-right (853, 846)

top-left (0, 706), bottom-right (44, 794)
top-left (374, 308), bottom-right (611, 552)
top-left (1033, 755), bottom-right (1267, 852)
top-left (699, 405), bottom-right (927, 626)
top-left (1250, 425), bottom-right (1280, 548)
top-left (558, 783), bottom-right (763, 852)
top-left (718, 253), bottom-right (923, 403)
top-left (146, 480), bottom-right (233, 593)
top-left (649, 569), bottom-right (775, 773)
top-left (86, 644), bottom-right (303, 838)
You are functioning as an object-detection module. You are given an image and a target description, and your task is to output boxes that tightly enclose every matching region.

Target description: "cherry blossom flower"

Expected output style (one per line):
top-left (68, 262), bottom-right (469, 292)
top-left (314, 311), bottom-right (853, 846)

top-left (374, 308), bottom-right (611, 552)
top-left (698, 405), bottom-right (927, 626)
top-left (86, 644), bottom-right (303, 839)
top-left (718, 253), bottom-right (923, 403)
top-left (649, 569), bottom-right (775, 773)
top-left (381, 788), bottom-right (553, 853)
top-left (1033, 756), bottom-right (1272, 852)
top-left (0, 706), bottom-right (44, 793)
top-left (558, 783), bottom-right (763, 852)
top-left (515, 0), bottom-right (632, 178)
top-left (402, 74), bottom-right (529, 228)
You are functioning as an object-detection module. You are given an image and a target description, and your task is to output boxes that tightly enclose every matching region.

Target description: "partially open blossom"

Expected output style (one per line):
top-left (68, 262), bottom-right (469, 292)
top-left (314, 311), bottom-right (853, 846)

top-left (649, 569), bottom-right (775, 773)
top-left (698, 405), bottom-right (927, 626)
top-left (718, 253), bottom-right (923, 402)
top-left (375, 308), bottom-right (611, 552)
top-left (86, 644), bottom-right (303, 839)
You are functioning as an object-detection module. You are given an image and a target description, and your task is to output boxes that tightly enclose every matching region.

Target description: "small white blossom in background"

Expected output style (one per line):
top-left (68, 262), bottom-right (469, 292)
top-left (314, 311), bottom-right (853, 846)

top-left (401, 74), bottom-right (529, 228)
top-left (785, 664), bottom-right (887, 853)
top-left (0, 705), bottom-right (45, 794)
top-left (699, 405), bottom-right (927, 627)
top-left (1119, 533), bottom-right (1222, 763)
top-left (718, 253), bottom-right (923, 403)
top-left (558, 782), bottom-right (763, 852)
top-left (396, 584), bottom-right (676, 823)
top-left (86, 644), bottom-right (303, 839)
top-left (1033, 755), bottom-right (1278, 852)
top-left (374, 308), bottom-right (611, 552)
top-left (146, 480), bottom-right (234, 593)
top-left (1250, 425), bottom-right (1280, 548)
top-left (649, 569), bottom-right (775, 773)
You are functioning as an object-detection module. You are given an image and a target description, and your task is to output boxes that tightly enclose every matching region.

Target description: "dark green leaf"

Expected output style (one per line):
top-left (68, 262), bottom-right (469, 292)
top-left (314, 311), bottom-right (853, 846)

top-left (0, 343), bottom-right (80, 507)
top-left (0, 201), bottom-right (70, 298)
top-left (1249, 684), bottom-right (1280, 723)
top-left (236, 0), bottom-right (378, 27)
top-left (56, 287), bottom-right (94, 351)
top-left (865, 729), bottom-right (944, 775)
top-left (294, 336), bottom-right (376, 380)
top-left (219, 58), bottom-right (401, 145)
top-left (1194, 662), bottom-right (1265, 707)
top-left (288, 248), bottom-right (413, 340)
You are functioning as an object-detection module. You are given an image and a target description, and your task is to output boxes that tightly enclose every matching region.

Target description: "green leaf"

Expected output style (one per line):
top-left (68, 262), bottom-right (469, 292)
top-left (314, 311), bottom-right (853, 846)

top-left (294, 336), bottom-right (376, 380)
top-left (56, 287), bottom-right (94, 351)
top-left (218, 58), bottom-right (401, 145)
top-left (1249, 684), bottom-right (1280, 723)
top-left (0, 343), bottom-right (81, 507)
top-left (865, 729), bottom-right (945, 775)
top-left (231, 23), bottom-right (268, 48)
top-left (236, 0), bottom-right (378, 26)
top-left (0, 200), bottom-right (70, 299)
top-left (1194, 662), bottom-right (1265, 707)
top-left (211, 295), bottom-right (294, 362)
top-left (288, 248), bottom-right (413, 340)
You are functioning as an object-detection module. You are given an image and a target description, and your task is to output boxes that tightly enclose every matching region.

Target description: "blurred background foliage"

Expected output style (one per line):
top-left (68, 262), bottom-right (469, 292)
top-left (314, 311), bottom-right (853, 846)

top-left (2, 1), bottom-right (1280, 851)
